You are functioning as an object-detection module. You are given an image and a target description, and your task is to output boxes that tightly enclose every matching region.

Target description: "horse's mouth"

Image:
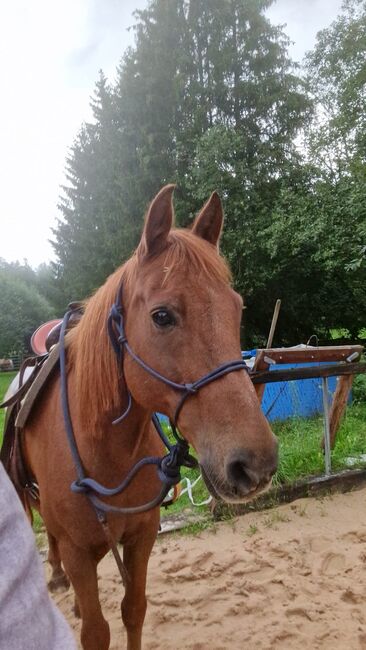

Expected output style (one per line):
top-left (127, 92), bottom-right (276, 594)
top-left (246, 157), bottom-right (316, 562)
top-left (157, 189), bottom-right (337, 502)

top-left (200, 465), bottom-right (272, 504)
top-left (200, 465), bottom-right (222, 500)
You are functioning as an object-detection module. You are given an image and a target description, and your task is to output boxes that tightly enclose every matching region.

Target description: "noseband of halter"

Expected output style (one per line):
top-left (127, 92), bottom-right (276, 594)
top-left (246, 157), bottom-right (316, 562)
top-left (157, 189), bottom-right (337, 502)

top-left (59, 283), bottom-right (249, 517)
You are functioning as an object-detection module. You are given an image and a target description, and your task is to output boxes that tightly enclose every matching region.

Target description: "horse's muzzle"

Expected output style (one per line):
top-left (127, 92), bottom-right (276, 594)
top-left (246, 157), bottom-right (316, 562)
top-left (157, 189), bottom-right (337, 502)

top-left (201, 445), bottom-right (278, 503)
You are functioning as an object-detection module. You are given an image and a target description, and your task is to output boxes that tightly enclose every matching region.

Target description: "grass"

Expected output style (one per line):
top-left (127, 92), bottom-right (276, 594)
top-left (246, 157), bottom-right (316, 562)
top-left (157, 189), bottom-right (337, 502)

top-left (169, 514), bottom-right (217, 537)
top-left (1, 371), bottom-right (366, 526)
top-left (272, 402), bottom-right (366, 486)
top-left (162, 401), bottom-right (366, 513)
top-left (246, 523), bottom-right (259, 536)
top-left (262, 509), bottom-right (291, 529)
top-left (0, 371), bottom-right (16, 444)
top-left (0, 371), bottom-right (44, 537)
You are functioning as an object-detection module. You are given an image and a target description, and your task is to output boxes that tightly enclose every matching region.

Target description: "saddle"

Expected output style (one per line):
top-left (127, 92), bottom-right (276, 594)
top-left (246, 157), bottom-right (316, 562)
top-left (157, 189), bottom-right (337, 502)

top-left (0, 305), bottom-right (83, 500)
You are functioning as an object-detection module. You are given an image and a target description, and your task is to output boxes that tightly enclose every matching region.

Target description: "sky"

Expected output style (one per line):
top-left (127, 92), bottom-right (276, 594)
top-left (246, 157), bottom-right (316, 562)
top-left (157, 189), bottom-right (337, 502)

top-left (0, 0), bottom-right (344, 268)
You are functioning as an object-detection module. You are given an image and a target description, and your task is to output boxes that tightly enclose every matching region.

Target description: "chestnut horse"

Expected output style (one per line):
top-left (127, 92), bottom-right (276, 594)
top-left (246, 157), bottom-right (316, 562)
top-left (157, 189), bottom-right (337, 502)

top-left (22, 185), bottom-right (277, 649)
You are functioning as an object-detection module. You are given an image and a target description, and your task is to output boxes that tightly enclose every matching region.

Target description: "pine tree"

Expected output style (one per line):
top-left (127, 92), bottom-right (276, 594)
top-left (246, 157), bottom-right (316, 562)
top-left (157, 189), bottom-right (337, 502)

top-left (53, 0), bottom-right (311, 339)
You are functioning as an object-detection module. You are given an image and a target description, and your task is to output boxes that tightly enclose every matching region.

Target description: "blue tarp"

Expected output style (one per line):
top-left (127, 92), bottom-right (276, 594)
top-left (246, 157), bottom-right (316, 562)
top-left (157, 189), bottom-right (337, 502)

top-left (259, 363), bottom-right (339, 421)
top-left (159, 352), bottom-right (345, 424)
top-left (244, 350), bottom-right (344, 421)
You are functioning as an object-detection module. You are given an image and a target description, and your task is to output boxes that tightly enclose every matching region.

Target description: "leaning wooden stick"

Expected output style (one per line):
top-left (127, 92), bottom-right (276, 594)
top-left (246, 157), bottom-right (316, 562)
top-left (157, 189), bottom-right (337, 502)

top-left (254, 299), bottom-right (281, 401)
top-left (266, 299), bottom-right (281, 349)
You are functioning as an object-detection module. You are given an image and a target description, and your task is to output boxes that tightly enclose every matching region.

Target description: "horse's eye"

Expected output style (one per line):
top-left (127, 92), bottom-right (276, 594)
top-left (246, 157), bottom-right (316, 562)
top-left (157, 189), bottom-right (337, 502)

top-left (151, 309), bottom-right (175, 328)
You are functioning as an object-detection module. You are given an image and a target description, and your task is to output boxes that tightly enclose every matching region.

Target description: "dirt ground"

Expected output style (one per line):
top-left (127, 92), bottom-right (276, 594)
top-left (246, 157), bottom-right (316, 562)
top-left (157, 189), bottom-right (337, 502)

top-left (50, 487), bottom-right (366, 649)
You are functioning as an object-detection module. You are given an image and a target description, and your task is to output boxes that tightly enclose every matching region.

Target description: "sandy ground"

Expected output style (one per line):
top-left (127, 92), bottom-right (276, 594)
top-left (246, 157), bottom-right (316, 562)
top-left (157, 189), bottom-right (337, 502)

top-left (51, 487), bottom-right (366, 649)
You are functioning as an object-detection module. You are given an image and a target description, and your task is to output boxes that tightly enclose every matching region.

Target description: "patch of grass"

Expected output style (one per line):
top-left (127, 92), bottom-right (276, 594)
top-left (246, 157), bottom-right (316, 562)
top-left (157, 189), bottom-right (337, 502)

top-left (272, 416), bottom-right (326, 485)
top-left (0, 372), bottom-right (16, 444)
top-left (32, 509), bottom-right (44, 533)
top-left (0, 372), bottom-right (45, 536)
top-left (332, 403), bottom-right (366, 469)
top-left (272, 402), bottom-right (366, 486)
top-left (262, 509), bottom-right (291, 528)
top-left (353, 374), bottom-right (366, 403)
top-left (246, 524), bottom-right (259, 536)
top-left (163, 402), bottom-right (366, 524)
top-left (0, 371), bottom-right (16, 397)
top-left (175, 516), bottom-right (216, 537)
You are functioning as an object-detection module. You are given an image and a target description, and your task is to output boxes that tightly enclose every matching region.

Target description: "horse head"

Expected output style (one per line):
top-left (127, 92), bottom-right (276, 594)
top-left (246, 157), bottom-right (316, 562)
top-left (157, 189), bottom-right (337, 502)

top-left (118, 185), bottom-right (278, 503)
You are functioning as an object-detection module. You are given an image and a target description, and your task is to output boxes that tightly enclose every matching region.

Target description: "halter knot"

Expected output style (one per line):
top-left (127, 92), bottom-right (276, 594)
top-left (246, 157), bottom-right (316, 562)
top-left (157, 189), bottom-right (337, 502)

top-left (158, 441), bottom-right (196, 486)
top-left (70, 479), bottom-right (89, 494)
top-left (110, 304), bottom-right (122, 320)
top-left (184, 383), bottom-right (198, 394)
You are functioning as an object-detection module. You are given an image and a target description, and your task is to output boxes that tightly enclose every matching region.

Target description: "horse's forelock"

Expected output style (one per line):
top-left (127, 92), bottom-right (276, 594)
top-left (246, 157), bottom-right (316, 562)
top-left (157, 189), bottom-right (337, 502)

top-left (137, 228), bottom-right (231, 286)
top-left (166, 230), bottom-right (231, 284)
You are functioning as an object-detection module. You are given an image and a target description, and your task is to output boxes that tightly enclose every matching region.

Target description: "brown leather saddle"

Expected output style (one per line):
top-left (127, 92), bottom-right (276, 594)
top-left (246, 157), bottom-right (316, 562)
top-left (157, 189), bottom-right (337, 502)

top-left (0, 305), bottom-right (83, 500)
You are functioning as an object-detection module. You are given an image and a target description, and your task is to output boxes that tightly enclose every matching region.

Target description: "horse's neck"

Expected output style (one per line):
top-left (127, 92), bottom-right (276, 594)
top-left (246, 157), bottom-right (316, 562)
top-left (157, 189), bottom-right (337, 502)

top-left (97, 407), bottom-right (153, 459)
top-left (67, 368), bottom-right (157, 474)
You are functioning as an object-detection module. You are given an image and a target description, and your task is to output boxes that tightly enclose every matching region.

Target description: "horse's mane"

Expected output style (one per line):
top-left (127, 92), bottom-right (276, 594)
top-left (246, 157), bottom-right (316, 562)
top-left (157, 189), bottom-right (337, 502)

top-left (68, 229), bottom-right (231, 433)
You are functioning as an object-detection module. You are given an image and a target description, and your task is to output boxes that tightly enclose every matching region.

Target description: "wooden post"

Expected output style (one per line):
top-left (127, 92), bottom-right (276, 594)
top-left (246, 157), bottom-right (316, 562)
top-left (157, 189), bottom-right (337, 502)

top-left (321, 375), bottom-right (354, 450)
top-left (322, 377), bottom-right (331, 474)
top-left (252, 350), bottom-right (269, 403)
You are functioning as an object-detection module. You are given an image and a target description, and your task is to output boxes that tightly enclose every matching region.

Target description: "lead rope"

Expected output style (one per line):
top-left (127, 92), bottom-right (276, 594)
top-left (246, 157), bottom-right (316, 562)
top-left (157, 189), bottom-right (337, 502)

top-left (59, 309), bottom-right (128, 585)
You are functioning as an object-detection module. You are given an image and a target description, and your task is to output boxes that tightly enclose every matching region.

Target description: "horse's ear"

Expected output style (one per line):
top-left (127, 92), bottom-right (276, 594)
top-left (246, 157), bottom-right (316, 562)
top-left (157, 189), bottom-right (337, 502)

top-left (140, 184), bottom-right (175, 257)
top-left (191, 191), bottom-right (223, 247)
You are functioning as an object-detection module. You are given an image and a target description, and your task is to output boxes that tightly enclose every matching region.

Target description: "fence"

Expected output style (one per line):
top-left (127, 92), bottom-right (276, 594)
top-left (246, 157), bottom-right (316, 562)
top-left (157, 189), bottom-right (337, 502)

top-left (0, 355), bottom-right (21, 372)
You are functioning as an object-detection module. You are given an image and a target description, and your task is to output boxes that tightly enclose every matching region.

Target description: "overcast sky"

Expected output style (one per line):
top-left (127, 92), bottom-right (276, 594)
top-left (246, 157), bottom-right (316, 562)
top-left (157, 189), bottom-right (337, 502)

top-left (0, 0), bottom-right (343, 268)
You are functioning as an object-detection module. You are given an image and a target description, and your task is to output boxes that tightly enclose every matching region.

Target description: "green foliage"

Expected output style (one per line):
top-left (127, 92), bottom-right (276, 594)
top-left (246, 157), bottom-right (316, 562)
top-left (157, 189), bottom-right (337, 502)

top-left (35, 263), bottom-right (69, 314)
top-left (353, 373), bottom-right (366, 402)
top-left (260, 165), bottom-right (366, 342)
top-left (0, 261), bottom-right (56, 357)
top-left (53, 0), bottom-right (311, 311)
top-left (51, 0), bottom-right (365, 344)
top-left (0, 372), bottom-right (16, 445)
top-left (306, 0), bottom-right (366, 172)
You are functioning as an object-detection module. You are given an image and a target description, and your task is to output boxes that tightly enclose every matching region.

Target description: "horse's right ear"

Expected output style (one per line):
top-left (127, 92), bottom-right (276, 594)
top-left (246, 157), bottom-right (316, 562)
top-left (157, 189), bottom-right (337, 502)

top-left (140, 184), bottom-right (175, 257)
top-left (191, 191), bottom-right (223, 248)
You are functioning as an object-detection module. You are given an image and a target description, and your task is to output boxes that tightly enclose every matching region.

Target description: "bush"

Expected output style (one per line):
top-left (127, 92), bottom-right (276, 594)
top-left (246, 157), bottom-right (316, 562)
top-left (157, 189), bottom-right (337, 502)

top-left (353, 374), bottom-right (366, 403)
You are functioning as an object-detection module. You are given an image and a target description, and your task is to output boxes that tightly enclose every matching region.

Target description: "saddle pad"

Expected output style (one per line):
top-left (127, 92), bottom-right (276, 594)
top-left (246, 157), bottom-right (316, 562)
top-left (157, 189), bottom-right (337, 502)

top-left (15, 344), bottom-right (61, 429)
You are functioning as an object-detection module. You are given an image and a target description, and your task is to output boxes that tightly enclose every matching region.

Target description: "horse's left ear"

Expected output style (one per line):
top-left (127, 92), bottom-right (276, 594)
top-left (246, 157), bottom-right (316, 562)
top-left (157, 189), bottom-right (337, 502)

top-left (140, 184), bottom-right (175, 257)
top-left (191, 192), bottom-right (223, 247)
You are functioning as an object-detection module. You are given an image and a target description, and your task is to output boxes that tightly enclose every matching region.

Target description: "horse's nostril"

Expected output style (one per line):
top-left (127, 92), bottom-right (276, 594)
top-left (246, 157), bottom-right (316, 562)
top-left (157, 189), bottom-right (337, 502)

top-left (227, 458), bottom-right (259, 494)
